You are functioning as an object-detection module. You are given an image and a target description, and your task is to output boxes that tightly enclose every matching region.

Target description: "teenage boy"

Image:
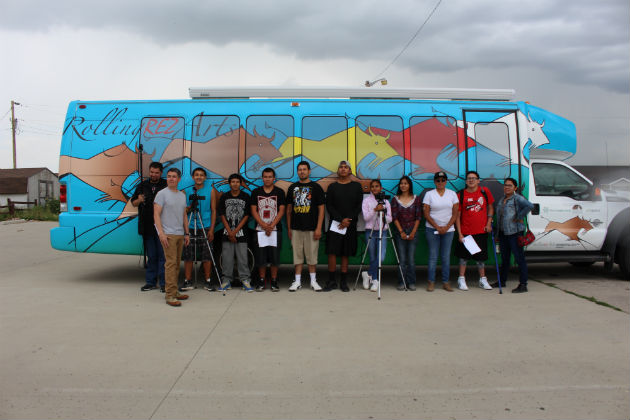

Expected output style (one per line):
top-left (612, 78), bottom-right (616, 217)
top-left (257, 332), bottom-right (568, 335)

top-left (154, 168), bottom-right (190, 307)
top-left (250, 167), bottom-right (285, 292)
top-left (324, 161), bottom-right (364, 292)
top-left (132, 161), bottom-right (167, 292)
top-left (218, 173), bottom-right (252, 292)
top-left (286, 161), bottom-right (325, 292)
top-left (181, 167), bottom-right (216, 291)
top-left (454, 170), bottom-right (494, 291)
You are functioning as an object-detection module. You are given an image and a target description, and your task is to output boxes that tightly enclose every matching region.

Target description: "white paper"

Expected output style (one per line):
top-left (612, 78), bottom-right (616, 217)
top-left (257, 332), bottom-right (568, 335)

top-left (463, 235), bottom-right (481, 255)
top-left (257, 231), bottom-right (277, 247)
top-left (330, 220), bottom-right (347, 235)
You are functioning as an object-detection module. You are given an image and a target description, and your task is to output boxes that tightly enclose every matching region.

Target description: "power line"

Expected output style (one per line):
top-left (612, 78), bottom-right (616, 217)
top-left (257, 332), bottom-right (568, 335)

top-left (373, 0), bottom-right (443, 80)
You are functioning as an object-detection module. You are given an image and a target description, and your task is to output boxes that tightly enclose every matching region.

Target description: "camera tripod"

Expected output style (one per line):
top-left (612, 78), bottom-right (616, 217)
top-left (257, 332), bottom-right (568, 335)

top-left (187, 200), bottom-right (225, 296)
top-left (353, 207), bottom-right (407, 300)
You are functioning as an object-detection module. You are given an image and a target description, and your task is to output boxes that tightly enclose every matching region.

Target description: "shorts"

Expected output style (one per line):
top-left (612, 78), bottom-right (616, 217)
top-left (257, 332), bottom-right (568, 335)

top-left (254, 230), bottom-right (282, 266)
top-left (325, 227), bottom-right (358, 257)
top-left (291, 230), bottom-right (319, 265)
top-left (454, 233), bottom-right (489, 262)
top-left (182, 232), bottom-right (213, 261)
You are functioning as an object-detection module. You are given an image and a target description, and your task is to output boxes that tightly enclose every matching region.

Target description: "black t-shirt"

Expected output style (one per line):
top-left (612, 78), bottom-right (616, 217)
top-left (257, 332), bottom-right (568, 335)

top-left (131, 178), bottom-right (167, 235)
top-left (218, 191), bottom-right (250, 242)
top-left (286, 181), bottom-right (325, 231)
top-left (326, 181), bottom-right (363, 230)
top-left (250, 186), bottom-right (286, 231)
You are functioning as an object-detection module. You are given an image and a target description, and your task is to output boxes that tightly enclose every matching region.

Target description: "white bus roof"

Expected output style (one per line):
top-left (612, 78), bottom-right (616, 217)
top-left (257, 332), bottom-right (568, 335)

top-left (188, 87), bottom-right (516, 101)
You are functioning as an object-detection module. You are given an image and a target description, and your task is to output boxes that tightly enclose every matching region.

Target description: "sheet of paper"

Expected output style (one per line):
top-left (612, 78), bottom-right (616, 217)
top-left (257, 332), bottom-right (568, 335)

top-left (463, 235), bottom-right (481, 255)
top-left (257, 230), bottom-right (277, 247)
top-left (330, 220), bottom-right (347, 235)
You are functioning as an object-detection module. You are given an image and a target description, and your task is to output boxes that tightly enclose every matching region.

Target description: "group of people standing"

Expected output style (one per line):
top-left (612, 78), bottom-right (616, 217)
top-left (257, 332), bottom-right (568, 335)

top-left (132, 160), bottom-right (534, 308)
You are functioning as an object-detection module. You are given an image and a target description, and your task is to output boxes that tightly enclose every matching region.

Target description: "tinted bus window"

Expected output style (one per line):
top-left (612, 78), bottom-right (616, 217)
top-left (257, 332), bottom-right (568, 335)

top-left (191, 115), bottom-right (240, 179)
top-left (245, 115), bottom-right (294, 179)
top-left (140, 116), bottom-right (185, 175)
top-left (355, 116), bottom-right (404, 180)
top-left (301, 116), bottom-right (348, 178)
top-left (475, 122), bottom-right (510, 179)
top-left (409, 116), bottom-right (458, 180)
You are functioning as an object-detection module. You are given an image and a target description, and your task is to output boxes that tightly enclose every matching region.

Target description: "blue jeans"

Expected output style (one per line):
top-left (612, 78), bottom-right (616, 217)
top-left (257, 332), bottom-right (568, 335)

top-left (425, 228), bottom-right (454, 284)
top-left (499, 232), bottom-right (528, 285)
top-left (365, 229), bottom-right (388, 280)
top-left (144, 234), bottom-right (165, 287)
top-left (393, 229), bottom-right (418, 286)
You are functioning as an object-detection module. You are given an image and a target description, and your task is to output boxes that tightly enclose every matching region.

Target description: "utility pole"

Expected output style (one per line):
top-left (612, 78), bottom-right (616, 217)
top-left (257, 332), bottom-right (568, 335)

top-left (10, 100), bottom-right (20, 169)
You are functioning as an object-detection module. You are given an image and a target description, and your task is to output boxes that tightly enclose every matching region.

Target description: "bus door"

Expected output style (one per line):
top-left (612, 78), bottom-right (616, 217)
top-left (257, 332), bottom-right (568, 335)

top-left (462, 110), bottom-right (520, 199)
top-left (527, 161), bottom-right (607, 252)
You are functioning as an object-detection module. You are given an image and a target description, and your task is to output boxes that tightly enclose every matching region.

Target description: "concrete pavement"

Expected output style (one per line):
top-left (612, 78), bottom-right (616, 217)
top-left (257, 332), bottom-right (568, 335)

top-left (1, 221), bottom-right (628, 419)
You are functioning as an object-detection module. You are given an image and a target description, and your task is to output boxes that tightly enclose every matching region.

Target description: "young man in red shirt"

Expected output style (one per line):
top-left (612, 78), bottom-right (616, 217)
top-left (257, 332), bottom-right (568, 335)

top-left (454, 171), bottom-right (494, 291)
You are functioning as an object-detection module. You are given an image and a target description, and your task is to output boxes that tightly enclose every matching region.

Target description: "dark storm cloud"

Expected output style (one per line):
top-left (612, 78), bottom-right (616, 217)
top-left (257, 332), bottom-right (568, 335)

top-left (3, 0), bottom-right (628, 92)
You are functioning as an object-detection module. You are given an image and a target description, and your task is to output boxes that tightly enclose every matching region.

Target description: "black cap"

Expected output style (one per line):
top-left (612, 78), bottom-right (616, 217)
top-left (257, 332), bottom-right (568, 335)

top-left (434, 171), bottom-right (447, 180)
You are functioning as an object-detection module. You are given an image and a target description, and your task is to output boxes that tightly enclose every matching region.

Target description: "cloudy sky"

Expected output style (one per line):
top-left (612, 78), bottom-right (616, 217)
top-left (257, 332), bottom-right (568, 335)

top-left (1, 0), bottom-right (628, 172)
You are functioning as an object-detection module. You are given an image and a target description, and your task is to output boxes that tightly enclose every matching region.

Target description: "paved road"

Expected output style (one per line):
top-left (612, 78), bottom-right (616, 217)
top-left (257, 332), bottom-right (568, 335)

top-left (1, 221), bottom-right (628, 419)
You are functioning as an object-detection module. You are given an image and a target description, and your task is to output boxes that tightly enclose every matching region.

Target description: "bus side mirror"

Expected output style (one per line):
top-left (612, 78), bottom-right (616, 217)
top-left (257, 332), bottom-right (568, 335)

top-left (532, 203), bottom-right (540, 215)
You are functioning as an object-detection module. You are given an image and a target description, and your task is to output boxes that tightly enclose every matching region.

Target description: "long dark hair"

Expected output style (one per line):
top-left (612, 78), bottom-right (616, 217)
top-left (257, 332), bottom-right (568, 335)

top-left (396, 175), bottom-right (414, 196)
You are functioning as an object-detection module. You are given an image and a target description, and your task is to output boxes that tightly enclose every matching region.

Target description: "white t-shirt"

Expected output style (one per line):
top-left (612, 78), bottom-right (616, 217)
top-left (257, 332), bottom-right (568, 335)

top-left (422, 189), bottom-right (458, 232)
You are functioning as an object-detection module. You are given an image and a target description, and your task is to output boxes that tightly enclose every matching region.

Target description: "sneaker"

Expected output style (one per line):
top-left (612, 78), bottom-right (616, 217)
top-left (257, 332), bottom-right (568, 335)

top-left (289, 280), bottom-right (301, 292)
top-left (479, 277), bottom-right (492, 290)
top-left (204, 283), bottom-right (216, 292)
top-left (490, 281), bottom-right (505, 289)
top-left (370, 280), bottom-right (379, 292)
top-left (179, 280), bottom-right (194, 291)
top-left (160, 286), bottom-right (165, 293)
top-left (362, 272), bottom-right (371, 290)
top-left (512, 284), bottom-right (528, 293)
top-left (255, 283), bottom-right (265, 292)
top-left (141, 284), bottom-right (156, 291)
top-left (242, 281), bottom-right (254, 293)
top-left (442, 282), bottom-right (454, 292)
top-left (457, 276), bottom-right (469, 291)
top-left (218, 281), bottom-right (232, 292)
top-left (271, 280), bottom-right (280, 292)
top-left (426, 282), bottom-right (435, 292)
top-left (311, 280), bottom-right (322, 292)
top-left (397, 284), bottom-right (406, 291)
top-left (407, 284), bottom-right (416, 291)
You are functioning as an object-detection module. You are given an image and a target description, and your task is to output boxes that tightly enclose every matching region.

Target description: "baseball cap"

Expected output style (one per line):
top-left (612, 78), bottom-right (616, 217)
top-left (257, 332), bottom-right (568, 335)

top-left (434, 171), bottom-right (447, 180)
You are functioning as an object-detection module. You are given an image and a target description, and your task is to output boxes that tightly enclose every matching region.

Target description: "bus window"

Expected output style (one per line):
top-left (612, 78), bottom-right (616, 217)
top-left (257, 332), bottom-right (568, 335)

top-left (409, 116), bottom-right (458, 180)
top-left (245, 115), bottom-right (294, 179)
top-left (475, 122), bottom-right (510, 179)
top-left (532, 162), bottom-right (592, 200)
top-left (355, 116), bottom-right (404, 180)
top-left (301, 116), bottom-right (348, 178)
top-left (191, 115), bottom-right (240, 179)
top-left (140, 116), bottom-right (185, 175)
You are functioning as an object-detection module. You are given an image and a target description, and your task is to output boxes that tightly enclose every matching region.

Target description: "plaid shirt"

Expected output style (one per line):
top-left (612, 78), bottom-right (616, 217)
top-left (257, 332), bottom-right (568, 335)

top-left (391, 195), bottom-right (422, 231)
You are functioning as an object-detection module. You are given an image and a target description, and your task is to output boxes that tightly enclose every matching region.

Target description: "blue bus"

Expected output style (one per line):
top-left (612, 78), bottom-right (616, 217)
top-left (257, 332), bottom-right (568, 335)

top-left (50, 87), bottom-right (630, 276)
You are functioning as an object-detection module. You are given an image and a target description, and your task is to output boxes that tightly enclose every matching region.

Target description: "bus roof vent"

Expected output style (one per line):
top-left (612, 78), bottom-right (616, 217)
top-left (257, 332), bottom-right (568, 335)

top-left (188, 87), bottom-right (516, 101)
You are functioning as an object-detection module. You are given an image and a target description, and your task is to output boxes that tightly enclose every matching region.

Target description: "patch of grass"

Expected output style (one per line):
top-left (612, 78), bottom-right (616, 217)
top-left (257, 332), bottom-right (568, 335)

top-left (535, 280), bottom-right (624, 312)
top-left (0, 205), bottom-right (59, 222)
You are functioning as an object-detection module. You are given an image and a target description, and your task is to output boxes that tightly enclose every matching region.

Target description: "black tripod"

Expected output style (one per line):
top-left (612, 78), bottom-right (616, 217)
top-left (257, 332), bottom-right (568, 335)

top-left (187, 196), bottom-right (224, 296)
top-left (353, 207), bottom-right (407, 300)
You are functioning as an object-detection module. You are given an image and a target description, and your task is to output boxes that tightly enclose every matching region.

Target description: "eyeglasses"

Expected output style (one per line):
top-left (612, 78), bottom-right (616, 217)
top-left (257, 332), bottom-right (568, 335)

top-left (435, 178), bottom-right (447, 182)
top-left (466, 177), bottom-right (479, 181)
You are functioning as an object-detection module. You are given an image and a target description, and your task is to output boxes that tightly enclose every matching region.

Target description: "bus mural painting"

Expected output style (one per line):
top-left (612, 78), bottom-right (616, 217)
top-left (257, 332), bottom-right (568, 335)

top-left (50, 87), bottom-right (630, 279)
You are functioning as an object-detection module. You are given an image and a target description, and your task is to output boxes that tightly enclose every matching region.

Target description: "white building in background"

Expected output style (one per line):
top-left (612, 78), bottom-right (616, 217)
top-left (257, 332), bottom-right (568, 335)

top-left (0, 168), bottom-right (59, 208)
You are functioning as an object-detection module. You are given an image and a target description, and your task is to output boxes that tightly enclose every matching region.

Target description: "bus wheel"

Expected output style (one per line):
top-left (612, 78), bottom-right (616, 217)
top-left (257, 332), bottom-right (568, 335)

top-left (619, 244), bottom-right (630, 280)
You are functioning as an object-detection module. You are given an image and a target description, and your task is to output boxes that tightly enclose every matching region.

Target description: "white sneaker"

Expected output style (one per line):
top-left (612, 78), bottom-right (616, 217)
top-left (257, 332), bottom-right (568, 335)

top-left (289, 280), bottom-right (301, 292)
top-left (457, 276), bottom-right (469, 291)
top-left (479, 277), bottom-right (492, 290)
top-left (310, 280), bottom-right (322, 292)
top-left (370, 280), bottom-right (379, 292)
top-left (362, 272), bottom-right (372, 290)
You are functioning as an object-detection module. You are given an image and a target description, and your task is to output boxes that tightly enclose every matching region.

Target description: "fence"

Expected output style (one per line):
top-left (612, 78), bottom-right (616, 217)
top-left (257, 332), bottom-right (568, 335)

top-left (0, 198), bottom-right (37, 217)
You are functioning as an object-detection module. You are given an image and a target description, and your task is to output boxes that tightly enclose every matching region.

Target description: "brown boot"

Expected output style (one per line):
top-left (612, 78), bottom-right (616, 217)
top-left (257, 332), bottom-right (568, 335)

top-left (426, 282), bottom-right (435, 292)
top-left (442, 282), bottom-right (454, 292)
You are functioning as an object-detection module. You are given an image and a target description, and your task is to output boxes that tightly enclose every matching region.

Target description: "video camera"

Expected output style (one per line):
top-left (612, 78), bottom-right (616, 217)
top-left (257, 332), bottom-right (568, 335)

top-left (375, 192), bottom-right (390, 206)
top-left (188, 193), bottom-right (206, 211)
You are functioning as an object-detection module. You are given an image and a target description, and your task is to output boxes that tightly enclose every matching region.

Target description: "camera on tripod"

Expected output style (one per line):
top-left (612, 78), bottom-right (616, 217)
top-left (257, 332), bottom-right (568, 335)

top-left (188, 193), bottom-right (205, 211)
top-left (375, 192), bottom-right (390, 206)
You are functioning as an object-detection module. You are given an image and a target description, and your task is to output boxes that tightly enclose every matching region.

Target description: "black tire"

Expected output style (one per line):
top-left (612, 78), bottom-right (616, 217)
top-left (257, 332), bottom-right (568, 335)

top-left (618, 244), bottom-right (630, 280)
top-left (569, 261), bottom-right (595, 267)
